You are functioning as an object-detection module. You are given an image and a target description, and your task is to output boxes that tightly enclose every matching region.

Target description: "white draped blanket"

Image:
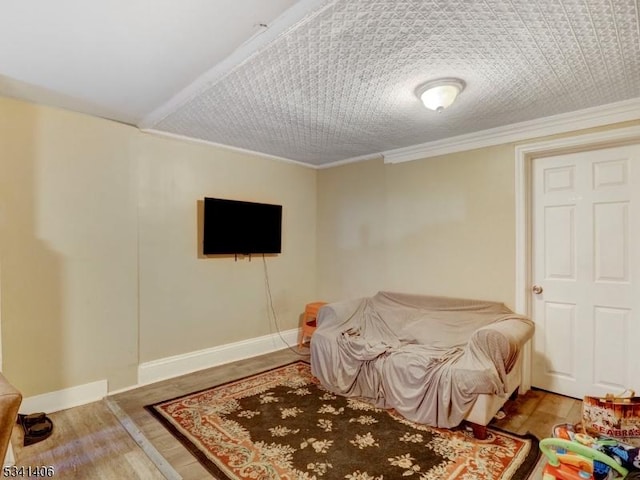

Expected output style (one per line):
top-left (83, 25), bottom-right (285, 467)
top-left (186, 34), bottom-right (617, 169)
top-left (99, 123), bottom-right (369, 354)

top-left (310, 291), bottom-right (534, 428)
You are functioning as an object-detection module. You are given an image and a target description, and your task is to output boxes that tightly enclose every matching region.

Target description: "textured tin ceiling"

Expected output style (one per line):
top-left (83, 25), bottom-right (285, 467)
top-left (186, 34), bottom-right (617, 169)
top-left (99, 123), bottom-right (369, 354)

top-left (2, 0), bottom-right (638, 165)
top-left (149, 0), bottom-right (640, 165)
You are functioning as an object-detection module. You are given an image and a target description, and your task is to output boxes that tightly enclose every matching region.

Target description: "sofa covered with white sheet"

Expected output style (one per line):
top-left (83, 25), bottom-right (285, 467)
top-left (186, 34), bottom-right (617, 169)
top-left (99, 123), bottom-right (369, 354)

top-left (310, 291), bottom-right (534, 437)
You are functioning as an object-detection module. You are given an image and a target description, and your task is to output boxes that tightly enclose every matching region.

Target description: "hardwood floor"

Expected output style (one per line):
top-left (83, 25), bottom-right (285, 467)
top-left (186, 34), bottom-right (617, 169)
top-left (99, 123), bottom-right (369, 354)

top-left (12, 348), bottom-right (582, 479)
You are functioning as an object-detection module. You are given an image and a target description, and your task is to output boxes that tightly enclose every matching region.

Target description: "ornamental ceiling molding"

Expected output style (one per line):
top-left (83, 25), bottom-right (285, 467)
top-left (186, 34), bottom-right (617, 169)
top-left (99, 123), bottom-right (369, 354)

top-left (143, 96), bottom-right (640, 170)
top-left (140, 127), bottom-right (316, 169)
top-left (378, 97), bottom-right (640, 165)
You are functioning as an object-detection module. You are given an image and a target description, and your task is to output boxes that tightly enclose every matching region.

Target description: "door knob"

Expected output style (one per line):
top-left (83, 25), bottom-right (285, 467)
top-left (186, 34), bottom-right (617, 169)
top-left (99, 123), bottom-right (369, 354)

top-left (532, 285), bottom-right (543, 294)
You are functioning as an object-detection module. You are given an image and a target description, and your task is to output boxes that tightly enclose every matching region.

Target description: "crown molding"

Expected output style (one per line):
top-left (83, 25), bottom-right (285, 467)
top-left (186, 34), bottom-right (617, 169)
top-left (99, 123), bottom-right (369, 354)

top-left (316, 152), bottom-right (384, 169)
top-left (142, 96), bottom-right (640, 170)
top-left (140, 128), bottom-right (316, 169)
top-left (381, 97), bottom-right (640, 165)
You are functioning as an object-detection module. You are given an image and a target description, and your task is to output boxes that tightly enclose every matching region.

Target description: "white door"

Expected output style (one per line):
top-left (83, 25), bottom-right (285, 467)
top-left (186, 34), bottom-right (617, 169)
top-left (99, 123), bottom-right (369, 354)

top-left (531, 144), bottom-right (640, 399)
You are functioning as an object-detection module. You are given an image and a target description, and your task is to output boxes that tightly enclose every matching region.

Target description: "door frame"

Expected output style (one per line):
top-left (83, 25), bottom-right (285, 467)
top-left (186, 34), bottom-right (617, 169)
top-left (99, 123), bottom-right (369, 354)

top-left (514, 125), bottom-right (640, 392)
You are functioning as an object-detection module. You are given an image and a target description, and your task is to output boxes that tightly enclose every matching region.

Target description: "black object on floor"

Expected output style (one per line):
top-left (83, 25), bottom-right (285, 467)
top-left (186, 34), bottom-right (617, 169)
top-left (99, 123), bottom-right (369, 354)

top-left (17, 412), bottom-right (54, 446)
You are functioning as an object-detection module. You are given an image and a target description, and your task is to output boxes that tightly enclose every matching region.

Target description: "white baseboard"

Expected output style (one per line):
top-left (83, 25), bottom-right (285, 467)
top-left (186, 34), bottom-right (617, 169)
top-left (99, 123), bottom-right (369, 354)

top-left (137, 328), bottom-right (299, 386)
top-left (20, 379), bottom-right (108, 414)
top-left (18, 330), bottom-right (300, 411)
top-left (3, 444), bottom-right (15, 468)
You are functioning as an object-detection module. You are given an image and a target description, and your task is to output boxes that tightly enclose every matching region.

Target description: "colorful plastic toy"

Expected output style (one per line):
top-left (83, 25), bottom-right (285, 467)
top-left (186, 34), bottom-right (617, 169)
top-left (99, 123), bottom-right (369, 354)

top-left (541, 438), bottom-right (629, 480)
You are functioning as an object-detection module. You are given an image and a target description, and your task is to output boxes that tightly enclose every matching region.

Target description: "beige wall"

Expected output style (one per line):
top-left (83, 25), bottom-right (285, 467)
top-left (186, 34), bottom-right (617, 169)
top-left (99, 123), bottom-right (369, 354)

top-left (0, 97), bottom-right (139, 395)
top-left (316, 120), bottom-right (640, 309)
top-left (136, 134), bottom-right (316, 362)
top-left (0, 97), bottom-right (316, 396)
top-left (2, 93), bottom-right (636, 398)
top-left (317, 145), bottom-right (517, 306)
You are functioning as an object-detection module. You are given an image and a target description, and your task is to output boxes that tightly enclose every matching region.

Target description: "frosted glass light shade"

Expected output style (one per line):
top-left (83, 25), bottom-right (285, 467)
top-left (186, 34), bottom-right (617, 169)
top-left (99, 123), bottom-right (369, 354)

top-left (417, 78), bottom-right (465, 113)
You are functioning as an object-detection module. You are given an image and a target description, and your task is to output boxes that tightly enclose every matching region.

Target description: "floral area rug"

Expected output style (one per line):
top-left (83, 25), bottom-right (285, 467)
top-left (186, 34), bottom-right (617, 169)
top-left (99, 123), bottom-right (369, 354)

top-left (146, 361), bottom-right (539, 479)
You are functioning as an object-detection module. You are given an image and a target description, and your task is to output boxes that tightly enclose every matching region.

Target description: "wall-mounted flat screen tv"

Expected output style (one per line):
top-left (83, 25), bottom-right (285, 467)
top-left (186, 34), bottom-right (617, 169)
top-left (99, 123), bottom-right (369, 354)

top-left (203, 197), bottom-right (282, 255)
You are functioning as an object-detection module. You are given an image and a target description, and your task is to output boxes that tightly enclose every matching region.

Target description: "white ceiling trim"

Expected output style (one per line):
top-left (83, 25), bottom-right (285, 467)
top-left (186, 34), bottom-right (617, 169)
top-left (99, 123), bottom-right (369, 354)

top-left (379, 97), bottom-right (640, 165)
top-left (143, 96), bottom-right (640, 171)
top-left (315, 152), bottom-right (384, 170)
top-left (139, 0), bottom-right (333, 130)
top-left (141, 128), bottom-right (316, 169)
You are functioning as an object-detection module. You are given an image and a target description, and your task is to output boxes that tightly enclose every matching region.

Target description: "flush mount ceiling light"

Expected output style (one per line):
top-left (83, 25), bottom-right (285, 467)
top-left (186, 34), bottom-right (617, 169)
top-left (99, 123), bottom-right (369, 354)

top-left (416, 78), bottom-right (466, 113)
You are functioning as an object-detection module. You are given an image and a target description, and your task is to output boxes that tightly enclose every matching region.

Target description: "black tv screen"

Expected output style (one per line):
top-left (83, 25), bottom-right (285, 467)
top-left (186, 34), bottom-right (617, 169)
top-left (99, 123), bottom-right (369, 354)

top-left (203, 197), bottom-right (282, 255)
